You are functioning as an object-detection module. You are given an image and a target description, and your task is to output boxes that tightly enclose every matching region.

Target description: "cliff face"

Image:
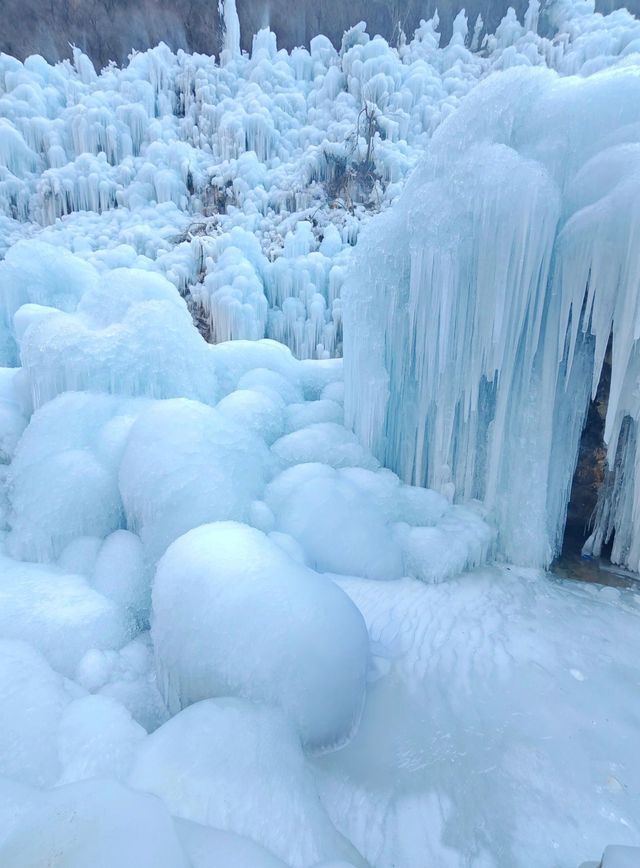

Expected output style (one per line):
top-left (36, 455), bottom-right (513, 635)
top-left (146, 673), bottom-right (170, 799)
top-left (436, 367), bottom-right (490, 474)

top-left (3, 0), bottom-right (636, 68)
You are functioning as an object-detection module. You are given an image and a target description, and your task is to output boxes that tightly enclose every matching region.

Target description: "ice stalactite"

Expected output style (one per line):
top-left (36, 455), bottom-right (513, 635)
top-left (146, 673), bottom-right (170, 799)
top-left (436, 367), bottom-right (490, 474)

top-left (221, 0), bottom-right (242, 64)
top-left (344, 64), bottom-right (640, 571)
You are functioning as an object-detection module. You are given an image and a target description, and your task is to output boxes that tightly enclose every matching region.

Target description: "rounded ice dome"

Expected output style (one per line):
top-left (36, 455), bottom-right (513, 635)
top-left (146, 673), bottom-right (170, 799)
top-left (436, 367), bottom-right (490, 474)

top-left (152, 521), bottom-right (369, 750)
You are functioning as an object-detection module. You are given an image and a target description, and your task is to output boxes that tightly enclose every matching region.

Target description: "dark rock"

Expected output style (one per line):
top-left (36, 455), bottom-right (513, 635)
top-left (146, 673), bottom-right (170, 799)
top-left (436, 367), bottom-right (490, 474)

top-left (2, 0), bottom-right (638, 70)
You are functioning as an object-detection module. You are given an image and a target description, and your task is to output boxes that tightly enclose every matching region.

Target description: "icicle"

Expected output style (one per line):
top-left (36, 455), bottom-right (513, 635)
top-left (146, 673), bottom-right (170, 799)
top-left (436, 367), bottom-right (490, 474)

top-left (524, 0), bottom-right (540, 34)
top-left (221, 0), bottom-right (241, 65)
top-left (471, 14), bottom-right (484, 51)
top-left (345, 64), bottom-right (640, 570)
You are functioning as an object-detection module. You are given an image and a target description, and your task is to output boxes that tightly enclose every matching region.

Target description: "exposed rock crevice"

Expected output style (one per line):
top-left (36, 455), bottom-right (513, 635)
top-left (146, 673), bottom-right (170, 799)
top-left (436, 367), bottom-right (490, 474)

top-left (564, 339), bottom-right (611, 546)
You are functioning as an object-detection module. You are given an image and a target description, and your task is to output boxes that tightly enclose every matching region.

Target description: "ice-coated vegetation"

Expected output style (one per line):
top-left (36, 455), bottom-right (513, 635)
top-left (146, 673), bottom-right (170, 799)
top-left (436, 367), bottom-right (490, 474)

top-left (0, 1), bottom-right (640, 866)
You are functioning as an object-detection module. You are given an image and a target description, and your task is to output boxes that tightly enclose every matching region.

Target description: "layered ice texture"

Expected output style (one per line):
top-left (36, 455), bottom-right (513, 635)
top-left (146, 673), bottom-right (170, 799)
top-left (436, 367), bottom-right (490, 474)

top-left (345, 14), bottom-right (640, 573)
top-left (0, 1), bottom-right (640, 866)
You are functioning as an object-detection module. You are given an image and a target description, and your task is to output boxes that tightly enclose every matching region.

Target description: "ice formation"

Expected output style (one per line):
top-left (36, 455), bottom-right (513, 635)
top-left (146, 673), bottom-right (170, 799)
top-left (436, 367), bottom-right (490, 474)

top-left (0, 778), bottom-right (190, 868)
top-left (152, 522), bottom-right (370, 750)
top-left (129, 698), bottom-right (365, 867)
top-left (0, 0), bottom-right (640, 866)
top-left (345, 52), bottom-right (640, 571)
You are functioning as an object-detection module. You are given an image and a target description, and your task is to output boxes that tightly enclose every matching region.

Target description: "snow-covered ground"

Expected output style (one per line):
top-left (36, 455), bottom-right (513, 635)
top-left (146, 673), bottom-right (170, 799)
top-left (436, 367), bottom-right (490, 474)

top-left (0, 0), bottom-right (640, 865)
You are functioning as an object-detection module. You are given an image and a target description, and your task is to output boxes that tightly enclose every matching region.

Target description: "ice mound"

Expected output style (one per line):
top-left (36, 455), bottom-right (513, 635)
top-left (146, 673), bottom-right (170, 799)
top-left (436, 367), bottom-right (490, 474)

top-left (0, 640), bottom-right (75, 786)
top-left (76, 267), bottom-right (185, 325)
top-left (119, 400), bottom-right (273, 560)
top-left (216, 388), bottom-right (286, 445)
top-left (237, 366), bottom-right (304, 405)
top-left (6, 392), bottom-right (145, 561)
top-left (0, 554), bottom-right (131, 677)
top-left (152, 522), bottom-right (369, 749)
top-left (92, 530), bottom-right (148, 623)
top-left (265, 463), bottom-right (404, 580)
top-left (0, 240), bottom-right (99, 365)
top-left (75, 634), bottom-right (168, 733)
top-left (130, 698), bottom-right (365, 867)
top-left (0, 778), bottom-right (189, 868)
top-left (19, 288), bottom-right (216, 409)
top-left (57, 694), bottom-right (146, 784)
top-left (211, 338), bottom-right (304, 398)
top-left (284, 398), bottom-right (343, 432)
top-left (265, 463), bottom-right (492, 582)
top-left (272, 422), bottom-right (380, 470)
top-left (174, 818), bottom-right (291, 868)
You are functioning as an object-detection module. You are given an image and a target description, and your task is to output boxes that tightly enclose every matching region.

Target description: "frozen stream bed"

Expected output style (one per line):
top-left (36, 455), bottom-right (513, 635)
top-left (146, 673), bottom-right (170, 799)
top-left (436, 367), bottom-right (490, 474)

top-left (314, 567), bottom-right (640, 868)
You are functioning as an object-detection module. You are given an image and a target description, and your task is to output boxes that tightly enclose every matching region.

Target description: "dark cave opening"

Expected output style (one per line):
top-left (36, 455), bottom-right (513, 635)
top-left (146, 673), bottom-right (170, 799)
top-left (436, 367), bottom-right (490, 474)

top-left (563, 343), bottom-right (610, 555)
top-left (552, 338), bottom-right (628, 586)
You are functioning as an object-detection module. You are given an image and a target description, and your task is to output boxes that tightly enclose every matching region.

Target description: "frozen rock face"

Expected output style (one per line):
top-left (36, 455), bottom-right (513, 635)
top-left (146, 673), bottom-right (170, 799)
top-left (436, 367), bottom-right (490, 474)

top-left (0, 0), bottom-right (528, 67)
top-left (2, 0), bottom-right (639, 69)
top-left (152, 522), bottom-right (369, 750)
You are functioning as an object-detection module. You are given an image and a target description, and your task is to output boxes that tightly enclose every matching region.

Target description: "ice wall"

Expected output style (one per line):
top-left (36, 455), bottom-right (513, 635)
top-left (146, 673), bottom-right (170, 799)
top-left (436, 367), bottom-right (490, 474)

top-left (344, 61), bottom-right (640, 570)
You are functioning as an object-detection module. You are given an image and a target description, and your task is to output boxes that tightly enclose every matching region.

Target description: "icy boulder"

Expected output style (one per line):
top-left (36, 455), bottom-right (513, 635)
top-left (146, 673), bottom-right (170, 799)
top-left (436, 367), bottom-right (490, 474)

top-left (394, 504), bottom-right (494, 583)
top-left (92, 530), bottom-right (149, 623)
top-left (75, 635), bottom-right (169, 733)
top-left (0, 640), bottom-right (75, 787)
top-left (76, 267), bottom-right (185, 326)
top-left (130, 698), bottom-right (365, 867)
top-left (119, 400), bottom-right (273, 560)
top-left (0, 240), bottom-right (99, 365)
top-left (57, 694), bottom-right (147, 784)
top-left (271, 422), bottom-right (379, 470)
top-left (237, 367), bottom-right (303, 405)
top-left (265, 463), bottom-right (404, 580)
top-left (174, 818), bottom-right (290, 868)
top-left (0, 555), bottom-right (131, 677)
top-left (284, 398), bottom-right (343, 433)
top-left (216, 388), bottom-right (285, 445)
top-left (264, 463), bottom-right (491, 582)
top-left (211, 339), bottom-right (302, 398)
top-left (6, 392), bottom-right (145, 561)
top-left (9, 448), bottom-right (121, 560)
top-left (152, 522), bottom-right (369, 749)
top-left (19, 285), bottom-right (216, 409)
top-left (0, 778), bottom-right (189, 868)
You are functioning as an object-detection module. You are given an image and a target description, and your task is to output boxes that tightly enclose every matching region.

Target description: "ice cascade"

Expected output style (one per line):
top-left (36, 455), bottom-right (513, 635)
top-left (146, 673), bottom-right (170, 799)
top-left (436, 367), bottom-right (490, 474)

top-left (345, 63), bottom-right (640, 571)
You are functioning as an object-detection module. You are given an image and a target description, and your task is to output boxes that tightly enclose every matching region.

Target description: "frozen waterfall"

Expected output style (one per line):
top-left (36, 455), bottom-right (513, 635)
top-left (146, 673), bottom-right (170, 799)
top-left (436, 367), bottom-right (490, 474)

top-left (345, 62), bottom-right (640, 570)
